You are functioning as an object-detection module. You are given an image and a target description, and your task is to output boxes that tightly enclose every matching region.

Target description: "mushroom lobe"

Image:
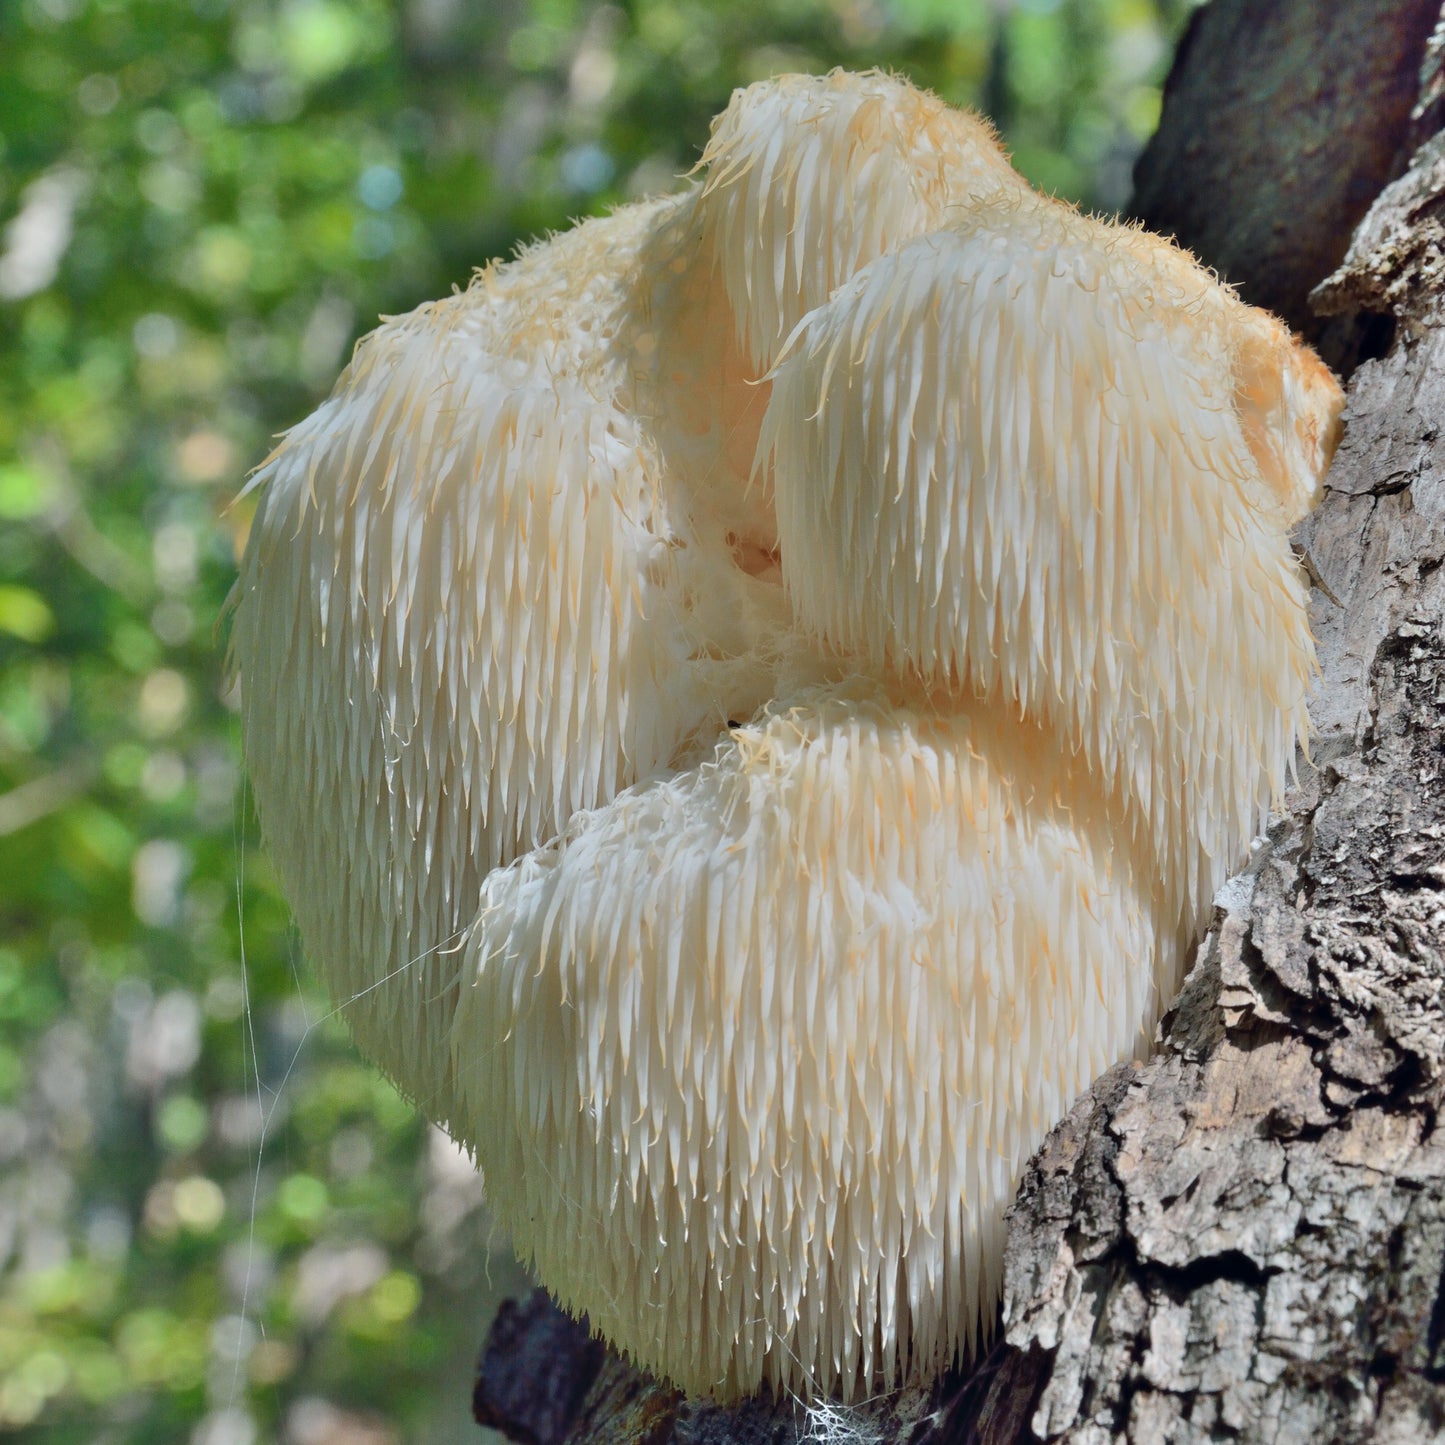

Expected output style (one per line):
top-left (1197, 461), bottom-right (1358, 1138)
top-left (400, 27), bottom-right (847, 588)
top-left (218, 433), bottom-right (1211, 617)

top-left (452, 681), bottom-right (1162, 1398)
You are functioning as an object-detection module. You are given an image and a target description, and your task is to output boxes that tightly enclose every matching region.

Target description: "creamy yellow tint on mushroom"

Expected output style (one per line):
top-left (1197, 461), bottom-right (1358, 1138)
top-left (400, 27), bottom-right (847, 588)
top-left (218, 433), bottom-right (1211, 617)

top-left (230, 69), bottom-right (1343, 1402)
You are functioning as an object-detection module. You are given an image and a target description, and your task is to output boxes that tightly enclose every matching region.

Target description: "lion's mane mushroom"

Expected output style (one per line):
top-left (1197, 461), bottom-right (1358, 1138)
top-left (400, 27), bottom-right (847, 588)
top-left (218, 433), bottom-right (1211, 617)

top-left (230, 70), bottom-right (1343, 1403)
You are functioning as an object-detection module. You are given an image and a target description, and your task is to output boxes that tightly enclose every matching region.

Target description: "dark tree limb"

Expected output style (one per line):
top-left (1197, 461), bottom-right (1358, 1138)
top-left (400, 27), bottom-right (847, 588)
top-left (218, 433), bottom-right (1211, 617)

top-left (1128, 0), bottom-right (1440, 341)
top-left (475, 5), bottom-right (1445, 1441)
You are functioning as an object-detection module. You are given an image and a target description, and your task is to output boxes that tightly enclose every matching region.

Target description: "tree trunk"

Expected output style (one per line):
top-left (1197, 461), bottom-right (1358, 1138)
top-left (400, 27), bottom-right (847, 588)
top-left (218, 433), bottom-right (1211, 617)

top-left (473, 5), bottom-right (1445, 1441)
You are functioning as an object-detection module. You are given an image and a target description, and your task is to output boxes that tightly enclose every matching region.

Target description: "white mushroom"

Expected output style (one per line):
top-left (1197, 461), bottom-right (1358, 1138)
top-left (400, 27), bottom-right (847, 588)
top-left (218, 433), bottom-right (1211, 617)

top-left (230, 69), bottom-right (1343, 1405)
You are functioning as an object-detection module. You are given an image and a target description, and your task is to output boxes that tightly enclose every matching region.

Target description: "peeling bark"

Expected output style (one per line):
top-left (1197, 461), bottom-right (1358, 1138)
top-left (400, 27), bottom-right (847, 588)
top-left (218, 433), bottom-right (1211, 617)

top-left (474, 6), bottom-right (1445, 1442)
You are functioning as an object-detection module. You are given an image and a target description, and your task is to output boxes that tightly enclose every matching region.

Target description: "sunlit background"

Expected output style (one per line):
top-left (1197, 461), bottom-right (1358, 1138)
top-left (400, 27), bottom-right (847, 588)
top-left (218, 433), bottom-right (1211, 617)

top-left (0, 1), bottom-right (1198, 1440)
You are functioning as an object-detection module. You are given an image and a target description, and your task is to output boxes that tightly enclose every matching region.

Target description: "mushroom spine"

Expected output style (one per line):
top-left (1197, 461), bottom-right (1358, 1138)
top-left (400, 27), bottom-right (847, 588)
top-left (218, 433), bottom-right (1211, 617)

top-left (230, 69), bottom-right (1343, 1402)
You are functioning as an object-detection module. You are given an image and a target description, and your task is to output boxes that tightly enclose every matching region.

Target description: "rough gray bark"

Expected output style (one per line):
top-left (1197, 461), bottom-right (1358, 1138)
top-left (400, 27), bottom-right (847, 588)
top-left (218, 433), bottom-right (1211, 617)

top-left (474, 7), bottom-right (1445, 1442)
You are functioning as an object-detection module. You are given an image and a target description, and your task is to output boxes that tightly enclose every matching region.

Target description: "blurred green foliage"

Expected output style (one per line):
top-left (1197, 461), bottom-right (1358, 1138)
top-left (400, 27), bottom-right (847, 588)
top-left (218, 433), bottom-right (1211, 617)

top-left (0, 0), bottom-right (1196, 1439)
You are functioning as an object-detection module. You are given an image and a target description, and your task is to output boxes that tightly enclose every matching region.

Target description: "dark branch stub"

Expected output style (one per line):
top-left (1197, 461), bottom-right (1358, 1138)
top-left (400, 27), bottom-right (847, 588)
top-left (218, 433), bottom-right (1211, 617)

top-left (473, 1291), bottom-right (608, 1445)
top-left (1129, 0), bottom-right (1440, 352)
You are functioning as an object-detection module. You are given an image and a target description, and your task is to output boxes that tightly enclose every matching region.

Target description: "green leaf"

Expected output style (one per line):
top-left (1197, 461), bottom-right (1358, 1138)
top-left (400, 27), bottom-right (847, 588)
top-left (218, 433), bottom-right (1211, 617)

top-left (0, 586), bottom-right (55, 643)
top-left (0, 464), bottom-right (56, 520)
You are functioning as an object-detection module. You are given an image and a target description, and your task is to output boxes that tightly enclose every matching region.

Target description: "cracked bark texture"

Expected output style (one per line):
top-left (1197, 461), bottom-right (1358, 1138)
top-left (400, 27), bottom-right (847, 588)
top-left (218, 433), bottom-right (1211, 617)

top-left (473, 5), bottom-right (1445, 1442)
